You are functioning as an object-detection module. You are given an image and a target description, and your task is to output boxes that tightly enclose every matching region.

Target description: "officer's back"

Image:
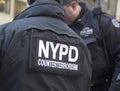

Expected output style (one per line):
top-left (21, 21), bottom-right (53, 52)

top-left (0, 0), bottom-right (92, 91)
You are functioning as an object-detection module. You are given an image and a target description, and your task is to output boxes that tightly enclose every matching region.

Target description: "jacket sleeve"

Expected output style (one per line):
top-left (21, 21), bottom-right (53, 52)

top-left (101, 14), bottom-right (120, 91)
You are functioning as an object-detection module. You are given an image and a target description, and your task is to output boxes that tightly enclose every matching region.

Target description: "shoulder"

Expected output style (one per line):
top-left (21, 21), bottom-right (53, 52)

top-left (100, 13), bottom-right (114, 21)
top-left (92, 7), bottom-right (117, 27)
top-left (99, 13), bottom-right (120, 28)
top-left (91, 6), bottom-right (113, 21)
top-left (92, 6), bottom-right (117, 24)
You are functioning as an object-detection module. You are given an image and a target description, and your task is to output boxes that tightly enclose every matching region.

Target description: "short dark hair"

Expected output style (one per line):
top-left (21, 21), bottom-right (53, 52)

top-left (57, 0), bottom-right (77, 5)
top-left (27, 0), bottom-right (77, 5)
top-left (27, 0), bottom-right (35, 5)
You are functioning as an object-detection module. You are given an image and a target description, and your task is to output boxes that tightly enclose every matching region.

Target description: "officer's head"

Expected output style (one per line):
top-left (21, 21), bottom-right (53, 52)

top-left (27, 0), bottom-right (81, 25)
top-left (27, 0), bottom-right (35, 5)
top-left (58, 0), bottom-right (81, 25)
top-left (27, 0), bottom-right (66, 5)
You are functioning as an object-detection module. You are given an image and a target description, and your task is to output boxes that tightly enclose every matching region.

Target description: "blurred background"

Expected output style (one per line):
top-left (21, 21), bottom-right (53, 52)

top-left (0, 0), bottom-right (120, 24)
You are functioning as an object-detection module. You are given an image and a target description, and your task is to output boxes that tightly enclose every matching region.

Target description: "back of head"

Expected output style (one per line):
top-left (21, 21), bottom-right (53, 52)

top-left (27, 0), bottom-right (57, 5)
top-left (27, 0), bottom-right (35, 5)
top-left (27, 0), bottom-right (63, 5)
top-left (14, 0), bottom-right (65, 20)
top-left (27, 0), bottom-right (77, 5)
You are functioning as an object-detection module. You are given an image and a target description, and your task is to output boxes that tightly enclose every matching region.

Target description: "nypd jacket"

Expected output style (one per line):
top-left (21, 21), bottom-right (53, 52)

top-left (0, 1), bottom-right (92, 91)
top-left (70, 4), bottom-right (120, 91)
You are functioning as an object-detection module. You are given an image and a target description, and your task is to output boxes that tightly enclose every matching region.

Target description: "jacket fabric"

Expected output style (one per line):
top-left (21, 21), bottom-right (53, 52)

top-left (70, 4), bottom-right (120, 91)
top-left (0, 1), bottom-right (91, 91)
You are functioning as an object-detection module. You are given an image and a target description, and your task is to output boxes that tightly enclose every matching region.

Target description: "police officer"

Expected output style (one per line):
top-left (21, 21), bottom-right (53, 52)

top-left (60, 0), bottom-right (120, 91)
top-left (0, 0), bottom-right (92, 91)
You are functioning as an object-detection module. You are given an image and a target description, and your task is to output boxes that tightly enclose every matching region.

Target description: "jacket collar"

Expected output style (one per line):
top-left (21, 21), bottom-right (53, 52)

top-left (74, 4), bottom-right (89, 26)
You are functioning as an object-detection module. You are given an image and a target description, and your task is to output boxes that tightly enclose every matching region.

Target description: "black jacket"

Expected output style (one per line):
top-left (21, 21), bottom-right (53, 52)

top-left (0, 1), bottom-right (91, 91)
top-left (70, 4), bottom-right (120, 91)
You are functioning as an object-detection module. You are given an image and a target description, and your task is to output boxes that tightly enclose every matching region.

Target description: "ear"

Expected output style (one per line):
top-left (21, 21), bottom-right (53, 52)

top-left (70, 1), bottom-right (78, 10)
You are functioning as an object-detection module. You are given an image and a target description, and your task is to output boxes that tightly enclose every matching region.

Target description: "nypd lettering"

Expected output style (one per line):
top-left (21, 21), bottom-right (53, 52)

top-left (38, 40), bottom-right (78, 63)
top-left (37, 40), bottom-right (78, 70)
top-left (30, 38), bottom-right (81, 76)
